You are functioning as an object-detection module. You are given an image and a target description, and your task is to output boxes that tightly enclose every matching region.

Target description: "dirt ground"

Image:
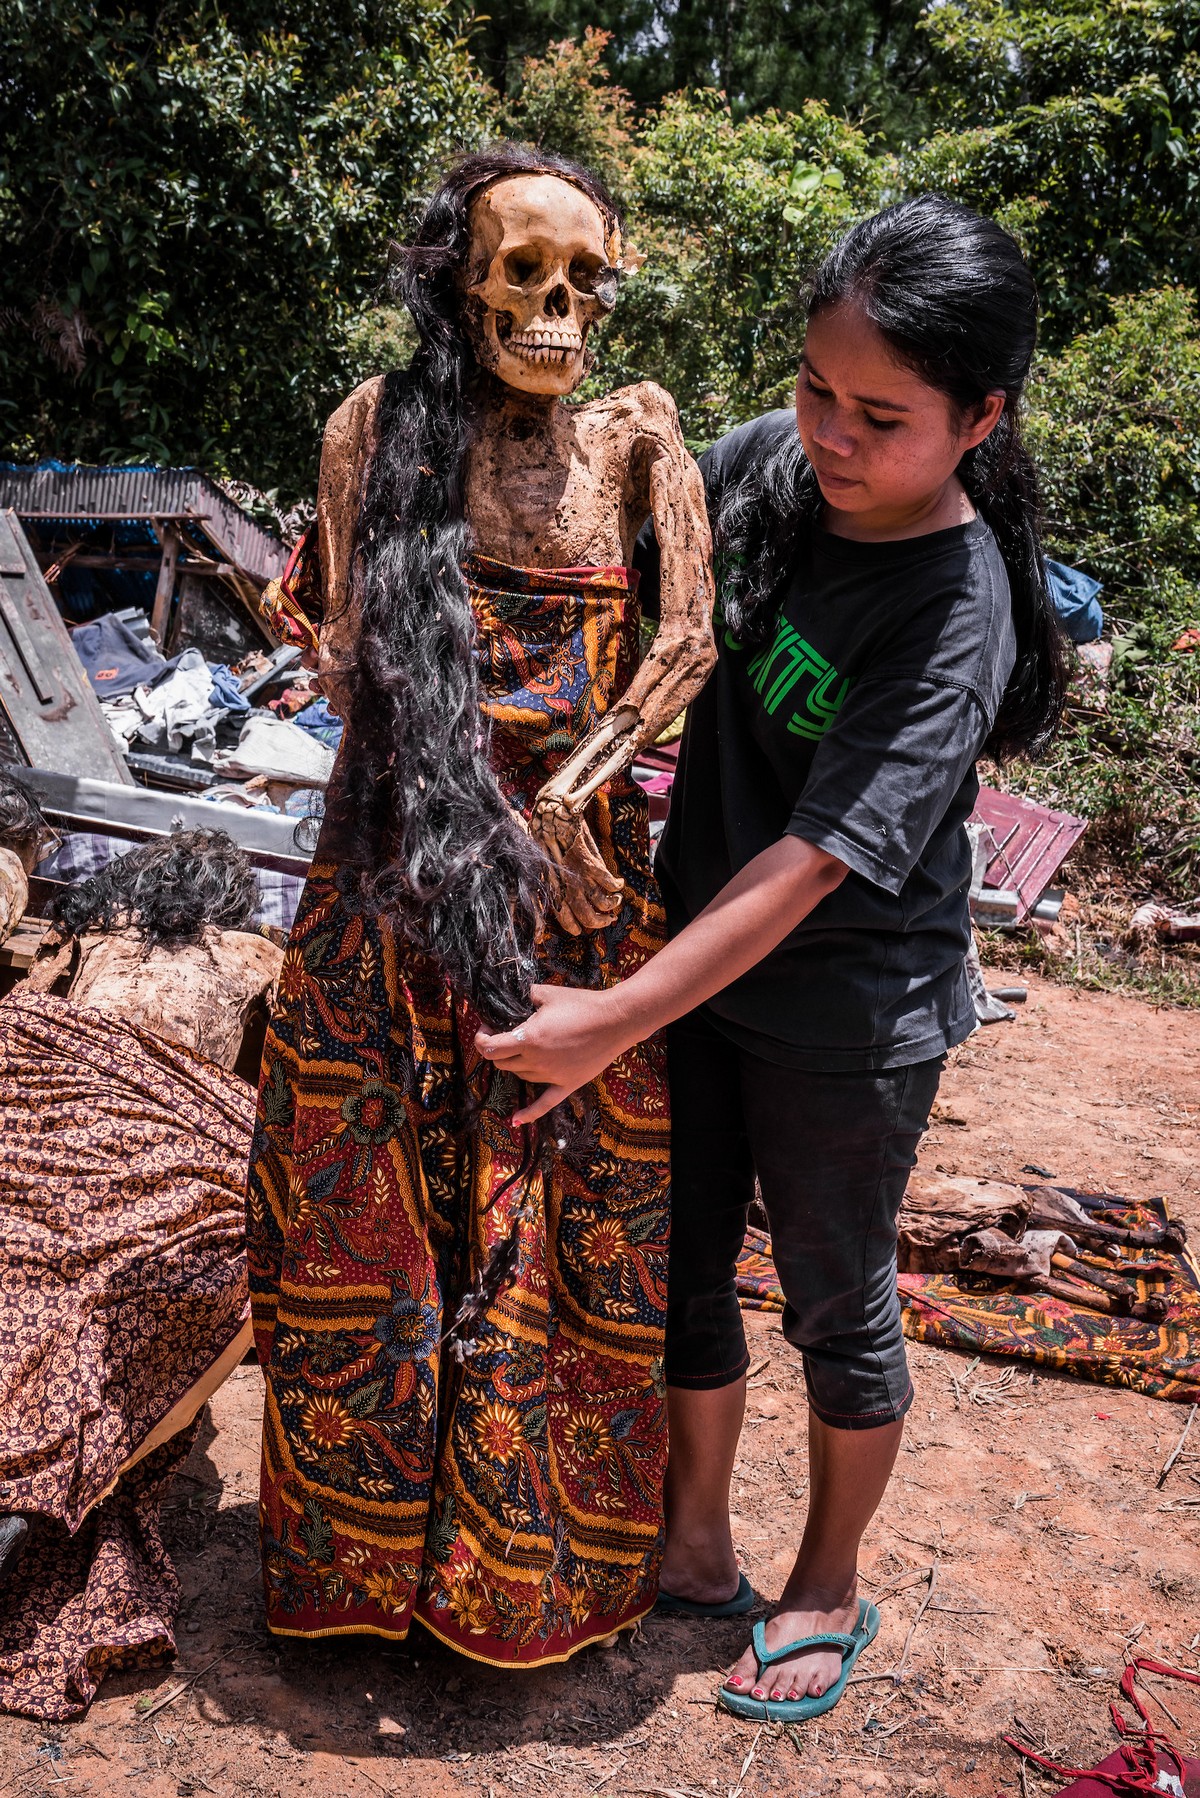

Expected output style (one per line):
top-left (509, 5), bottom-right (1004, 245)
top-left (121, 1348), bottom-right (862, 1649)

top-left (4, 969), bottom-right (1200, 1798)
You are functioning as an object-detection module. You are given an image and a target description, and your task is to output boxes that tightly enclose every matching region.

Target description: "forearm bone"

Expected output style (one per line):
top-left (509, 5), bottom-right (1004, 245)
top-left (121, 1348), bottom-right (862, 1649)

top-left (536, 447), bottom-right (715, 819)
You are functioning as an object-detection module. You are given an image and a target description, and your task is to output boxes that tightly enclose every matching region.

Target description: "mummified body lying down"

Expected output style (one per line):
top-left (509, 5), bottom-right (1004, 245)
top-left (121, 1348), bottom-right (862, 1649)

top-left (0, 827), bottom-right (281, 1721)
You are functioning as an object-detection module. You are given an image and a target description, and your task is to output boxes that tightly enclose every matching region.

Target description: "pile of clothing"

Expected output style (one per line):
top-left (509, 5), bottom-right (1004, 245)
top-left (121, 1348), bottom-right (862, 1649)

top-left (0, 823), bottom-right (281, 1721)
top-left (71, 612), bottom-right (341, 799)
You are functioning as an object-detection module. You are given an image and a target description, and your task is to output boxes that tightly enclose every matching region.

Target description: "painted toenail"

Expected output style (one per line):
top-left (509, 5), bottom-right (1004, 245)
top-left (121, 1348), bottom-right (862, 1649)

top-left (727, 1677), bottom-right (743, 1688)
top-left (770, 1688), bottom-right (784, 1700)
top-left (751, 1687), bottom-right (765, 1699)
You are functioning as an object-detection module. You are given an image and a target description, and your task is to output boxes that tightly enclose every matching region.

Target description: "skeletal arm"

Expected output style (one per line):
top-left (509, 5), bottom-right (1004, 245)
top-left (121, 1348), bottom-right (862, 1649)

top-left (312, 377), bottom-right (383, 714)
top-left (531, 392), bottom-right (716, 929)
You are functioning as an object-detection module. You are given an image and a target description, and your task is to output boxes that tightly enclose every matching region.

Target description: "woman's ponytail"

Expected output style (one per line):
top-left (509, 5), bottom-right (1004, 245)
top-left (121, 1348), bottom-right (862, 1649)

top-left (960, 408), bottom-right (1068, 758)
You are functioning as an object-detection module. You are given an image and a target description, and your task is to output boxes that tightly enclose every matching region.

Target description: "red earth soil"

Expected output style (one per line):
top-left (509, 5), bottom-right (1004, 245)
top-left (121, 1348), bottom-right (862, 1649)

top-left (3, 970), bottom-right (1199, 1798)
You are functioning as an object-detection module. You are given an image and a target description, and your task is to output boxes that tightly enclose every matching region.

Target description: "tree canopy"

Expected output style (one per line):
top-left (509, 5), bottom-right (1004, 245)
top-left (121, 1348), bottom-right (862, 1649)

top-left (478, 0), bottom-right (933, 140)
top-left (2, 0), bottom-right (1199, 918)
top-left (909, 0), bottom-right (1200, 341)
top-left (0, 0), bottom-right (486, 497)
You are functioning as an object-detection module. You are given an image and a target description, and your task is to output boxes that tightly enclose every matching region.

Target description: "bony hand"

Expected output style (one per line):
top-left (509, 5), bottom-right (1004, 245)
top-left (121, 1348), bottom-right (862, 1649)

top-left (474, 983), bottom-right (632, 1124)
top-left (530, 800), bottom-right (624, 937)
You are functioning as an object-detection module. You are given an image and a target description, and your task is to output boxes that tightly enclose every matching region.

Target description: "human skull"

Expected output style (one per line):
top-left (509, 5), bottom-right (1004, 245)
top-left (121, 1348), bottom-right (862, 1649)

top-left (463, 174), bottom-right (620, 397)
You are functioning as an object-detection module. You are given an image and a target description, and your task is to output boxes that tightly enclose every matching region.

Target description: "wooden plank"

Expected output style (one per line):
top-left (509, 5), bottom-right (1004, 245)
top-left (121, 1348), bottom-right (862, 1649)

top-left (14, 510), bottom-right (210, 522)
top-left (0, 510), bottom-right (134, 785)
top-left (0, 512), bottom-right (26, 576)
top-left (0, 515), bottom-right (55, 702)
top-left (185, 503), bottom-right (276, 644)
top-left (0, 918), bottom-right (50, 972)
top-left (149, 521), bottom-right (182, 646)
top-left (35, 552), bottom-right (220, 572)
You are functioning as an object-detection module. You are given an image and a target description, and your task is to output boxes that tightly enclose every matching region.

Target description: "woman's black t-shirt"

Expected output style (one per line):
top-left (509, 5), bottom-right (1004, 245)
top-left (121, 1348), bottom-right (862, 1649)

top-left (639, 409), bottom-right (1018, 1072)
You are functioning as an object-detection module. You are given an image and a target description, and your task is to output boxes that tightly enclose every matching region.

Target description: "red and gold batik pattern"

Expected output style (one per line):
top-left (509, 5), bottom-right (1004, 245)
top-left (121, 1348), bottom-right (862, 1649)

top-left (247, 558), bottom-right (671, 1665)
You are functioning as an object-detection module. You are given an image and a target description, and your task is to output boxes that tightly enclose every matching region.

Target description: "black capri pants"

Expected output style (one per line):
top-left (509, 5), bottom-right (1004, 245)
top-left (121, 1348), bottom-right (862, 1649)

top-left (665, 1006), bottom-right (944, 1430)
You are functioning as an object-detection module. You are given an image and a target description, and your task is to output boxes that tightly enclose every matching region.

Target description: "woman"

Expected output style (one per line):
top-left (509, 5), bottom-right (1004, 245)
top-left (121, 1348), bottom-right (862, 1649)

top-left (478, 195), bottom-right (1067, 1717)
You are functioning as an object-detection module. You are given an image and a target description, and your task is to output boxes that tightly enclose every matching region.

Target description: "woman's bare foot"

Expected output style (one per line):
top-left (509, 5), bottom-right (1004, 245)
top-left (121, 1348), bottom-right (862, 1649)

top-left (723, 1582), bottom-right (859, 1702)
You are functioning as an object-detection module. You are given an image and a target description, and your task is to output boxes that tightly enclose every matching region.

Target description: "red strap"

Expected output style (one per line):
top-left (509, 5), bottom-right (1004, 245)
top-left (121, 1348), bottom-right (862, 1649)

top-left (1004, 1657), bottom-right (1200, 1794)
top-left (282, 527), bottom-right (311, 590)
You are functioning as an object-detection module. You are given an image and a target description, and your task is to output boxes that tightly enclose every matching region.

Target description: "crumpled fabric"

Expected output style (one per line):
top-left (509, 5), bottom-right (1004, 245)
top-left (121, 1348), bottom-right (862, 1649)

top-left (0, 989), bottom-right (255, 1719)
top-left (101, 655), bottom-right (256, 764)
top-left (130, 648), bottom-right (223, 762)
top-left (212, 711), bottom-right (335, 786)
top-left (70, 612), bottom-right (167, 699)
top-left (208, 663), bottom-right (252, 715)
top-left (268, 682), bottom-right (319, 720)
top-left (291, 695), bottom-right (344, 749)
top-left (99, 694), bottom-right (147, 748)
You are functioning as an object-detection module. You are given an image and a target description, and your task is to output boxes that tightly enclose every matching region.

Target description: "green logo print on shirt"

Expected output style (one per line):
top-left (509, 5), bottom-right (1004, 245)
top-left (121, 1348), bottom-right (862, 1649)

top-left (744, 618), bottom-right (851, 742)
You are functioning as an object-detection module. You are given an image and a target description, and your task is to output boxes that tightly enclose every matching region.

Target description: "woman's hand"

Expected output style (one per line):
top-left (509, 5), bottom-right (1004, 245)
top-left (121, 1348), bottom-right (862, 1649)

top-left (475, 985), bottom-right (632, 1124)
top-left (478, 839), bottom-right (847, 1126)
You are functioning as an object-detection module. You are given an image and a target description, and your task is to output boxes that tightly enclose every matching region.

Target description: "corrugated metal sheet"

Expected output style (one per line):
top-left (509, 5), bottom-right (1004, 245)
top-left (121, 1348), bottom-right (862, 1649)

top-left (970, 786), bottom-right (1087, 923)
top-left (16, 766), bottom-right (311, 870)
top-left (0, 464), bottom-right (287, 584)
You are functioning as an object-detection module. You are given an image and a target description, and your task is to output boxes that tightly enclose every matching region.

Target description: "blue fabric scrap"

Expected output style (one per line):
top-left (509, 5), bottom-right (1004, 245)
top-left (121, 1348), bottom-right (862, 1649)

top-left (292, 697), bottom-right (343, 749)
top-left (208, 664), bottom-right (251, 714)
top-left (1045, 559), bottom-right (1104, 644)
top-left (70, 611), bottom-right (167, 698)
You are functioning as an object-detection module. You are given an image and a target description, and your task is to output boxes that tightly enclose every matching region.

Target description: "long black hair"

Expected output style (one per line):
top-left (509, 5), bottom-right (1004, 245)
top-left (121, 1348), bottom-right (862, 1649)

top-left (335, 144), bottom-right (623, 1029)
top-left (0, 770), bottom-right (48, 864)
top-left (48, 828), bottom-right (258, 947)
top-left (718, 194), bottom-right (1068, 759)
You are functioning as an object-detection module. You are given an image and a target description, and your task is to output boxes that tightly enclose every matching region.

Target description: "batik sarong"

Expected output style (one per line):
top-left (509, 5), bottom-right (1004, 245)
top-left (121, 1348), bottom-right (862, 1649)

top-left (737, 1191), bottom-right (1200, 1405)
top-left (0, 990), bottom-right (255, 1719)
top-left (247, 557), bottom-right (671, 1664)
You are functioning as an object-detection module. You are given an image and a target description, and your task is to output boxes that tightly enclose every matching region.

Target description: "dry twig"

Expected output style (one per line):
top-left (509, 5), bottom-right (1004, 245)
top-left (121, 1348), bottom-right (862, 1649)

top-left (894, 1564), bottom-right (940, 1679)
top-left (728, 1724), bottom-right (764, 1798)
top-left (847, 1564), bottom-right (940, 1689)
top-left (1155, 1403), bottom-right (1197, 1489)
top-left (133, 1648), bottom-right (234, 1722)
top-left (1132, 1668), bottom-right (1182, 1729)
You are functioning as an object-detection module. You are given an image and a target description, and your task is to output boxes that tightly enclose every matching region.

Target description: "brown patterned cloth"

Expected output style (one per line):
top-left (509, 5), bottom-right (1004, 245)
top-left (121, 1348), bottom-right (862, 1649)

top-left (0, 1434), bottom-right (197, 1723)
top-left (0, 990), bottom-right (255, 1720)
top-left (736, 1192), bottom-right (1200, 1406)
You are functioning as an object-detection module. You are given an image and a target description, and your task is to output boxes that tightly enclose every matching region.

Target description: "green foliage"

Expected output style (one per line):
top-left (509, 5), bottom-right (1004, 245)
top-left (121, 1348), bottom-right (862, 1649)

top-left (1025, 288), bottom-right (1200, 602)
top-left (0, 0), bottom-right (488, 500)
top-left (593, 92), bottom-right (883, 443)
top-left (499, 27), bottom-right (635, 201)
top-left (1004, 289), bottom-right (1200, 901)
top-left (1012, 634), bottom-right (1200, 899)
top-left (907, 0), bottom-right (1200, 340)
top-left (499, 42), bottom-right (882, 440)
top-left (478, 0), bottom-right (933, 143)
top-left (3, 0), bottom-right (1197, 928)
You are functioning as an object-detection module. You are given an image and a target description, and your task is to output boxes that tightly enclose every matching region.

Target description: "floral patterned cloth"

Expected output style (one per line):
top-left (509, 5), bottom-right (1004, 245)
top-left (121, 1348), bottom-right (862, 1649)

top-left (0, 989), bottom-right (255, 1719)
top-left (737, 1193), bottom-right (1200, 1405)
top-left (0, 1434), bottom-right (196, 1723)
top-left (247, 557), bottom-right (671, 1665)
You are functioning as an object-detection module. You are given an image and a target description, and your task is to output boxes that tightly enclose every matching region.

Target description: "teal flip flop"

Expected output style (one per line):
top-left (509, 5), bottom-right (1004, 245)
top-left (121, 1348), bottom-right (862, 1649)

top-left (717, 1598), bottom-right (881, 1722)
top-left (655, 1571), bottom-right (757, 1619)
